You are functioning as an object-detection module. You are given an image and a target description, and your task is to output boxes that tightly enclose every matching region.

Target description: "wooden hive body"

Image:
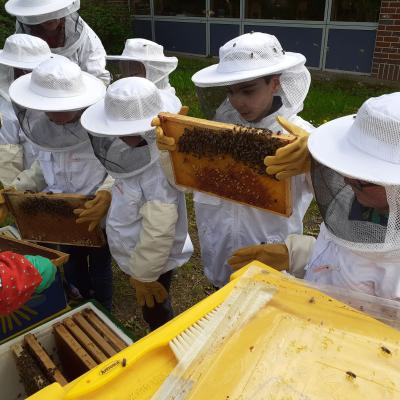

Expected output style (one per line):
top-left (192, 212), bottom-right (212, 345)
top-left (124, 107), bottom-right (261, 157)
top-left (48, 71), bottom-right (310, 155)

top-left (12, 307), bottom-right (129, 395)
top-left (0, 236), bottom-right (68, 266)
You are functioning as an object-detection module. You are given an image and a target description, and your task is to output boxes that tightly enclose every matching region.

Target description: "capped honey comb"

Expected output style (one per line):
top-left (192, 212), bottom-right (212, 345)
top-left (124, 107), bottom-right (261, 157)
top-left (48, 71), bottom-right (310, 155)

top-left (12, 308), bottom-right (129, 396)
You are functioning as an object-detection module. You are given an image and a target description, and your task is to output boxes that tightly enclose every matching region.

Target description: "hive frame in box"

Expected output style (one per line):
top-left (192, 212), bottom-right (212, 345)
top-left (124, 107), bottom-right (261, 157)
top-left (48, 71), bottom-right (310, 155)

top-left (0, 303), bottom-right (133, 400)
top-left (158, 112), bottom-right (294, 217)
top-left (3, 190), bottom-right (105, 247)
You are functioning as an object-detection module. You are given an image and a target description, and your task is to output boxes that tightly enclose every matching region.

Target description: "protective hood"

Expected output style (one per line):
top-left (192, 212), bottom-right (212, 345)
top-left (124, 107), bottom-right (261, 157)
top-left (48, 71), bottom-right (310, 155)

top-left (17, 12), bottom-right (86, 58)
top-left (81, 77), bottom-right (176, 178)
top-left (193, 32), bottom-right (310, 122)
top-left (13, 105), bottom-right (89, 152)
top-left (106, 39), bottom-right (178, 89)
top-left (90, 130), bottom-right (160, 179)
top-left (309, 93), bottom-right (400, 255)
top-left (213, 95), bottom-right (302, 130)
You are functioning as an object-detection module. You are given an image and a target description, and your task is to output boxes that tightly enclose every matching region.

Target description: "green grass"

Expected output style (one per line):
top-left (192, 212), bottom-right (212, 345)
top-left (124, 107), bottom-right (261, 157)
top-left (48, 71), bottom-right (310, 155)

top-left (302, 79), bottom-right (393, 126)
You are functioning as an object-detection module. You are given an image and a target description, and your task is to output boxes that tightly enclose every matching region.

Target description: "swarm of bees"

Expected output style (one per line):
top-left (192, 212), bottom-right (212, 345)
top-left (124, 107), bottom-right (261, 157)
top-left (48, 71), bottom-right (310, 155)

top-left (19, 197), bottom-right (75, 217)
top-left (178, 126), bottom-right (285, 175)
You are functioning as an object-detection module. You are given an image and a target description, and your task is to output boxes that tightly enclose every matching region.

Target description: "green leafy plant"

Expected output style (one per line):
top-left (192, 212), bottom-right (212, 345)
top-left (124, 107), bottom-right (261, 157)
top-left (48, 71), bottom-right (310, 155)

top-left (0, 0), bottom-right (131, 53)
top-left (80, 0), bottom-right (131, 54)
top-left (0, 0), bottom-right (16, 47)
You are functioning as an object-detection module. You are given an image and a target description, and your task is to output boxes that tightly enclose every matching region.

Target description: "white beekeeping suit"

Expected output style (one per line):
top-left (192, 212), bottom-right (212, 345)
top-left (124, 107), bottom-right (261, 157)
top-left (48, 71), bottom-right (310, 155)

top-left (8, 56), bottom-right (111, 196)
top-left (81, 77), bottom-right (192, 282)
top-left (0, 64), bottom-right (24, 187)
top-left (81, 77), bottom-right (193, 328)
top-left (6, 0), bottom-right (110, 85)
top-left (106, 38), bottom-right (181, 111)
top-left (0, 34), bottom-right (54, 187)
top-left (304, 93), bottom-right (400, 299)
top-left (191, 32), bottom-right (314, 287)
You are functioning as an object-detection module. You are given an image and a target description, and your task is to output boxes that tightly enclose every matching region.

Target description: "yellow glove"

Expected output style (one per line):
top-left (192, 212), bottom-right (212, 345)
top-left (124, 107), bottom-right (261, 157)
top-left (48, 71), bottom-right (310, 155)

top-left (130, 277), bottom-right (168, 308)
top-left (228, 243), bottom-right (289, 272)
top-left (0, 190), bottom-right (8, 224)
top-left (152, 106), bottom-right (189, 151)
top-left (74, 190), bottom-right (111, 232)
top-left (178, 106), bottom-right (189, 116)
top-left (264, 116), bottom-right (311, 181)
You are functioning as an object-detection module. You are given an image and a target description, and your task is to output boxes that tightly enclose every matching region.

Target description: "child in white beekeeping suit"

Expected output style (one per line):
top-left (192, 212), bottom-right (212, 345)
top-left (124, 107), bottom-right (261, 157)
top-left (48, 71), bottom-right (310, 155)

top-left (5, 0), bottom-right (110, 84)
top-left (80, 77), bottom-right (193, 330)
top-left (106, 38), bottom-right (182, 112)
top-left (1, 56), bottom-right (114, 309)
top-left (0, 34), bottom-right (54, 188)
top-left (230, 92), bottom-right (400, 300)
top-left (157, 32), bottom-right (314, 288)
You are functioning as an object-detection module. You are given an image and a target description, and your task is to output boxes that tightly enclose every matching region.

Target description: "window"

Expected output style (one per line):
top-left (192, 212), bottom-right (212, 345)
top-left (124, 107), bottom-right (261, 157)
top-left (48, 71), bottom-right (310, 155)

top-left (154, 0), bottom-right (206, 17)
top-left (330, 0), bottom-right (380, 22)
top-left (210, 0), bottom-right (240, 18)
top-left (245, 0), bottom-right (325, 20)
top-left (131, 0), bottom-right (150, 15)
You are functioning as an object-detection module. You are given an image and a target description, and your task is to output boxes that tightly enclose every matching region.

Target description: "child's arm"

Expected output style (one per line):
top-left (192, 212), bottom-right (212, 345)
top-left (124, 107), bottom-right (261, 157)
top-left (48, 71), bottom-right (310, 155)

top-left (23, 255), bottom-right (57, 293)
top-left (0, 117), bottom-right (24, 187)
top-left (153, 107), bottom-right (192, 192)
top-left (79, 22), bottom-right (111, 86)
top-left (128, 169), bottom-right (183, 307)
top-left (130, 199), bottom-right (178, 282)
top-left (129, 200), bottom-right (178, 307)
top-left (12, 159), bottom-right (47, 192)
top-left (0, 252), bottom-right (53, 316)
top-left (0, 144), bottom-right (23, 187)
top-left (228, 234), bottom-right (316, 279)
top-left (0, 160), bottom-right (46, 224)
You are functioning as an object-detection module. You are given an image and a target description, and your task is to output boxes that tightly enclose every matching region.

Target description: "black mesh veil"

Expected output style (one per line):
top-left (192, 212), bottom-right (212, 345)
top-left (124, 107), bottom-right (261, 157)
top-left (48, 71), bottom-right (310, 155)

top-left (311, 158), bottom-right (392, 248)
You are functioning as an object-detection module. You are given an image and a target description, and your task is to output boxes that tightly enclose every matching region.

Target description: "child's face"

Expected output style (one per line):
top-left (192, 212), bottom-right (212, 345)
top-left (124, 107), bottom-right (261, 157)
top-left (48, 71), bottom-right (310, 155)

top-left (120, 135), bottom-right (145, 147)
top-left (227, 76), bottom-right (280, 122)
top-left (45, 110), bottom-right (82, 125)
top-left (13, 68), bottom-right (29, 80)
top-left (119, 61), bottom-right (146, 79)
top-left (345, 177), bottom-right (388, 212)
top-left (39, 19), bottom-right (62, 32)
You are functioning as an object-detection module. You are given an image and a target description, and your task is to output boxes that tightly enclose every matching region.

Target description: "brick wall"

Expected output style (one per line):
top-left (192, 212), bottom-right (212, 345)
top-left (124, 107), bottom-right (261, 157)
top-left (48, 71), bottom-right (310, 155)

top-left (372, 1), bottom-right (400, 80)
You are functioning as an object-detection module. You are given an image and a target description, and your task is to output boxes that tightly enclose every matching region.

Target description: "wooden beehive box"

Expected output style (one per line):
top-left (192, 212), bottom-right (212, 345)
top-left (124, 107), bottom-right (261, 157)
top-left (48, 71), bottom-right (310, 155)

top-left (53, 309), bottom-right (128, 381)
top-left (3, 191), bottom-right (105, 247)
top-left (0, 235), bottom-right (68, 267)
top-left (157, 113), bottom-right (294, 216)
top-left (4, 303), bottom-right (132, 399)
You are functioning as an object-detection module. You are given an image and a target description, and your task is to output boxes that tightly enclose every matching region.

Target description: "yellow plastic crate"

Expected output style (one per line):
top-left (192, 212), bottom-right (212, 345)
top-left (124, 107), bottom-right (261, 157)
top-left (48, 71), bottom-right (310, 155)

top-left (28, 263), bottom-right (400, 400)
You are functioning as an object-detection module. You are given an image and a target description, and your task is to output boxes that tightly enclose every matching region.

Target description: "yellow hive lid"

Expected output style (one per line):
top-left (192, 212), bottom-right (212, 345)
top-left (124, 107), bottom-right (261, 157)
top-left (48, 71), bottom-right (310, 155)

top-left (28, 263), bottom-right (400, 400)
